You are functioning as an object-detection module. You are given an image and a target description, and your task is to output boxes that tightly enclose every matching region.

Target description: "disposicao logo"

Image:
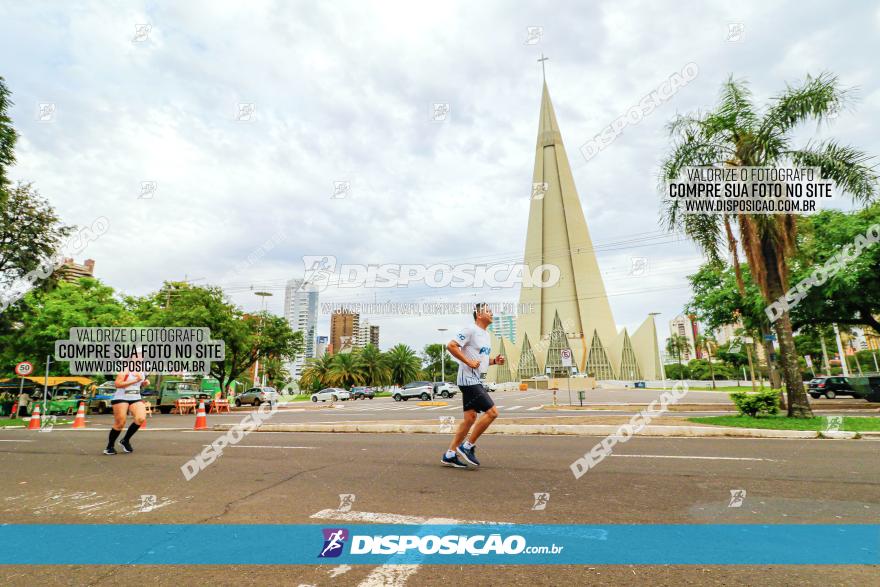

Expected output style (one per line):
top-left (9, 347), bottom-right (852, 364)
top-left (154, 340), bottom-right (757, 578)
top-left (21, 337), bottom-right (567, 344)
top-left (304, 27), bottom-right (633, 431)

top-left (319, 528), bottom-right (348, 558)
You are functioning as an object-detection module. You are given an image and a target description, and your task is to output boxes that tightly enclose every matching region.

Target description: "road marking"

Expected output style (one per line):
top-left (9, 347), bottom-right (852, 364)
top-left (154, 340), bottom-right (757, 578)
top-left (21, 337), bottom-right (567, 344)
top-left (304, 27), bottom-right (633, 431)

top-left (610, 454), bottom-right (777, 462)
top-left (506, 405), bottom-right (524, 411)
top-left (312, 509), bottom-right (511, 587)
top-left (0, 439), bottom-right (33, 442)
top-left (425, 406), bottom-right (448, 411)
top-left (203, 444), bottom-right (316, 449)
top-left (310, 509), bottom-right (509, 526)
top-left (527, 406), bottom-right (543, 411)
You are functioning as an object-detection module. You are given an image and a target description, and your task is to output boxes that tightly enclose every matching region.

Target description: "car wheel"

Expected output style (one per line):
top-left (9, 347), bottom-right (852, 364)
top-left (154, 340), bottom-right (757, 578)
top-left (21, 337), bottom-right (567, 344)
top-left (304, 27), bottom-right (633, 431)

top-left (235, 398), bottom-right (242, 407)
top-left (825, 391), bottom-right (836, 399)
top-left (440, 391), bottom-right (449, 398)
top-left (331, 395), bottom-right (338, 402)
top-left (254, 399), bottom-right (261, 407)
top-left (393, 394), bottom-right (402, 402)
top-left (402, 397), bottom-right (409, 401)
top-left (311, 396), bottom-right (318, 402)
top-left (420, 393), bottom-right (430, 401)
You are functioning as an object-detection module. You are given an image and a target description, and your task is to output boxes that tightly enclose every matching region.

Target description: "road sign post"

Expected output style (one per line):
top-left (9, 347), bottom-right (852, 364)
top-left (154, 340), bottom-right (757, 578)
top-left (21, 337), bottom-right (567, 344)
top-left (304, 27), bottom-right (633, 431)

top-left (14, 362), bottom-right (34, 420)
top-left (561, 349), bottom-right (573, 405)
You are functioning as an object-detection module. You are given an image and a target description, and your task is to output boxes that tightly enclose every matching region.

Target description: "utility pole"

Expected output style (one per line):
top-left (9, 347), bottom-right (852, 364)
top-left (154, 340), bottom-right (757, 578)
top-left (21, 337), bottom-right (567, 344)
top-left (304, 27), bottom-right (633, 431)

top-left (438, 328), bottom-right (448, 382)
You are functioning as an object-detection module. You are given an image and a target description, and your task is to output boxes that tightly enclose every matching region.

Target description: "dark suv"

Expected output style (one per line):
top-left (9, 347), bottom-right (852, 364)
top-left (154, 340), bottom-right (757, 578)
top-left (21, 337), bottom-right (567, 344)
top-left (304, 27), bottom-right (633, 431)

top-left (350, 386), bottom-right (375, 400)
top-left (807, 377), bottom-right (857, 399)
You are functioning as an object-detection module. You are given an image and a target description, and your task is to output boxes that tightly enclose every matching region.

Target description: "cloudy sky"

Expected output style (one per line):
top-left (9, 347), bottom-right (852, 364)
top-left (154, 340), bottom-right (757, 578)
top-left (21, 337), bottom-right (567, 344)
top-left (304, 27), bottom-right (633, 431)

top-left (2, 1), bottom-right (878, 352)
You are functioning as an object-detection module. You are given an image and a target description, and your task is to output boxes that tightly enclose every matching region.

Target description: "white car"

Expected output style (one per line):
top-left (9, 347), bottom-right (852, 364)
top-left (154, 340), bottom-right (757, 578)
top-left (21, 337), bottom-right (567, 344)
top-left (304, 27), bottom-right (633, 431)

top-left (311, 387), bottom-right (350, 402)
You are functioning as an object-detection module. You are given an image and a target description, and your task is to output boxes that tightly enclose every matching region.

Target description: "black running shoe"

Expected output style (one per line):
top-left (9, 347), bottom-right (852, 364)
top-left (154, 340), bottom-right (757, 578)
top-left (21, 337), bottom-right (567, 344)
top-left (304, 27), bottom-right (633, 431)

top-left (441, 453), bottom-right (468, 468)
top-left (457, 444), bottom-right (479, 467)
top-left (103, 447), bottom-right (117, 455)
top-left (120, 439), bottom-right (133, 453)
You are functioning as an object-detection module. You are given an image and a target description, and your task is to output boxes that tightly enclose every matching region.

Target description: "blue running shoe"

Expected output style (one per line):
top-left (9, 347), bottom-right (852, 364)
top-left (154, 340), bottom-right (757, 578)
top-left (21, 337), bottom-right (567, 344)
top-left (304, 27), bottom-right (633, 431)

top-left (441, 453), bottom-right (468, 468)
top-left (457, 444), bottom-right (479, 467)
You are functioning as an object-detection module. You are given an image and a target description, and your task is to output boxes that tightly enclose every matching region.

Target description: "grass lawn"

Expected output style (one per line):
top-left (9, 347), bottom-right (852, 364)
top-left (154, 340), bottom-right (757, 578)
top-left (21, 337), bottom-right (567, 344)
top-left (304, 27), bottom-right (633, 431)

top-left (688, 415), bottom-right (880, 432)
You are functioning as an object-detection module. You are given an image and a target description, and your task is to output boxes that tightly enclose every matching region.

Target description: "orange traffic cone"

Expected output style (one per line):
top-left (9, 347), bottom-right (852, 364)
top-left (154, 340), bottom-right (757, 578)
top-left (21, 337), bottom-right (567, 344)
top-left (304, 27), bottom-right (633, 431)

top-left (28, 405), bottom-right (41, 430)
top-left (72, 402), bottom-right (86, 429)
top-left (193, 402), bottom-right (208, 430)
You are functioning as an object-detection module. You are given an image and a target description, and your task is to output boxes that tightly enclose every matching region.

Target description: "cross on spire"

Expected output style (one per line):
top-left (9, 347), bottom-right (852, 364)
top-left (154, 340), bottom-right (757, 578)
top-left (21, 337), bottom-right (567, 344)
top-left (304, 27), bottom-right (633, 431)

top-left (538, 53), bottom-right (549, 81)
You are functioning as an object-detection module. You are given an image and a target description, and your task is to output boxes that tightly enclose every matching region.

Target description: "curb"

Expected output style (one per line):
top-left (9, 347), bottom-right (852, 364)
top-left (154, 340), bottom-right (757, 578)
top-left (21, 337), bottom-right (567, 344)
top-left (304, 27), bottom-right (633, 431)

top-left (212, 422), bottom-right (840, 439)
top-left (417, 401), bottom-right (448, 407)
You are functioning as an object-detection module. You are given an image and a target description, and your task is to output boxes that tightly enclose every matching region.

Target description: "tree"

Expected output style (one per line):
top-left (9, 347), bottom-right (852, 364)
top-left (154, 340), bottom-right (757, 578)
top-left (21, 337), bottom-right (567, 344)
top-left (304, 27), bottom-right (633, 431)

top-left (787, 206), bottom-right (880, 333)
top-left (0, 76), bottom-right (19, 189)
top-left (0, 278), bottom-right (134, 375)
top-left (661, 73), bottom-right (878, 417)
top-left (261, 356), bottom-right (291, 390)
top-left (327, 352), bottom-right (366, 389)
top-left (385, 344), bottom-right (421, 386)
top-left (422, 343), bottom-right (454, 381)
top-left (300, 354), bottom-right (335, 392)
top-left (694, 333), bottom-right (717, 388)
top-left (665, 334), bottom-right (690, 381)
top-left (356, 344), bottom-right (390, 387)
top-left (135, 283), bottom-right (302, 396)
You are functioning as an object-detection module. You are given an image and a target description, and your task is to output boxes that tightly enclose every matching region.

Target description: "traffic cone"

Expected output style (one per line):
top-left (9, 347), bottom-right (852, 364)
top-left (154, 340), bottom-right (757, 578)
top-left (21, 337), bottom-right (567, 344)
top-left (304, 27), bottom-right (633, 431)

top-left (28, 405), bottom-right (41, 430)
top-left (72, 402), bottom-right (86, 429)
top-left (193, 401), bottom-right (208, 430)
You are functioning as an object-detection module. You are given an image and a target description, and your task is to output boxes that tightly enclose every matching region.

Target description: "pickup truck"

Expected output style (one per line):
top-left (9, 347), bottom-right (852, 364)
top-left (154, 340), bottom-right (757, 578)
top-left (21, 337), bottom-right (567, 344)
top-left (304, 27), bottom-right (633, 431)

top-left (155, 381), bottom-right (213, 414)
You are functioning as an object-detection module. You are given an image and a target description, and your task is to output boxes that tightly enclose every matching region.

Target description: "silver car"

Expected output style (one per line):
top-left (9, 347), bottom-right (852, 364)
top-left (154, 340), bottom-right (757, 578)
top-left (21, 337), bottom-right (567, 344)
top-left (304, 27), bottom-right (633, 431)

top-left (235, 386), bottom-right (279, 407)
top-left (311, 387), bottom-right (350, 402)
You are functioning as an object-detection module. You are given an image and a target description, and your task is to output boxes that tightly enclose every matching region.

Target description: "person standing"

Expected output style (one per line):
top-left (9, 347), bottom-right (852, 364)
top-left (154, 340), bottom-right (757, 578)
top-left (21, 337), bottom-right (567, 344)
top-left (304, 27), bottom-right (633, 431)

top-left (441, 303), bottom-right (505, 468)
top-left (16, 390), bottom-right (30, 419)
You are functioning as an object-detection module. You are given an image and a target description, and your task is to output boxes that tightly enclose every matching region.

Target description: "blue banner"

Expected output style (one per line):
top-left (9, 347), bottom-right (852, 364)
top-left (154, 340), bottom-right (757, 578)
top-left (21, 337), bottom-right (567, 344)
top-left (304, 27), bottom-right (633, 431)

top-left (0, 524), bottom-right (877, 565)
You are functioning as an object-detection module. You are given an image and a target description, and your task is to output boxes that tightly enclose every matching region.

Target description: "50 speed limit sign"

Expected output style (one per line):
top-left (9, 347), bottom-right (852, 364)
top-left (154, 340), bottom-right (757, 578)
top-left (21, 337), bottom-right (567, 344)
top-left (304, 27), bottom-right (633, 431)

top-left (560, 348), bottom-right (573, 368)
top-left (14, 361), bottom-right (34, 376)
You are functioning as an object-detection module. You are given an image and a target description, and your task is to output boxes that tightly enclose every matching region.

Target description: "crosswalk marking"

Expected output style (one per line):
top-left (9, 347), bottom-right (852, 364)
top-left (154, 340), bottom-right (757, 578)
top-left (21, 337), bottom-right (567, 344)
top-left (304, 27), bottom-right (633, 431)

top-left (507, 405), bottom-right (523, 411)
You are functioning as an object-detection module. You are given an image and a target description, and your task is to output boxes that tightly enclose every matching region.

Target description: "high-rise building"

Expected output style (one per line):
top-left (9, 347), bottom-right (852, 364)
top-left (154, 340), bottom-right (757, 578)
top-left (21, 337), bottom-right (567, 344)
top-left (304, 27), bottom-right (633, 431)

top-left (668, 314), bottom-right (697, 362)
top-left (488, 313), bottom-right (516, 344)
top-left (330, 311), bottom-right (359, 354)
top-left (501, 80), bottom-right (661, 381)
top-left (284, 278), bottom-right (319, 380)
top-left (55, 258), bottom-right (95, 282)
top-left (315, 336), bottom-right (329, 357)
top-left (369, 324), bottom-right (380, 347)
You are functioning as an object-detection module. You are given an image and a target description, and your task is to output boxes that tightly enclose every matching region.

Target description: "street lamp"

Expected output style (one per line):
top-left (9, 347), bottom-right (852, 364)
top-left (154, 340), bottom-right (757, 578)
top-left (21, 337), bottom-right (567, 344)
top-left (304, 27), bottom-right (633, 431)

top-left (254, 291), bottom-right (273, 386)
top-left (648, 312), bottom-right (664, 387)
top-left (438, 328), bottom-right (448, 382)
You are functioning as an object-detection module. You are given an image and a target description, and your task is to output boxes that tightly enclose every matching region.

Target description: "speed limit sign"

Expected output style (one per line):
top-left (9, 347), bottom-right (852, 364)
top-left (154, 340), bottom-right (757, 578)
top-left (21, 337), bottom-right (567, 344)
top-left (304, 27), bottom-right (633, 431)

top-left (14, 361), bottom-right (34, 376)
top-left (560, 348), bottom-right (573, 368)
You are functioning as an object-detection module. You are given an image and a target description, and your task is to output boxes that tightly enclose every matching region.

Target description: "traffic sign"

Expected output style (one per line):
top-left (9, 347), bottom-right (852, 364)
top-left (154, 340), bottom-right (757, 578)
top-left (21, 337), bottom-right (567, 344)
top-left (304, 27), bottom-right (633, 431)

top-left (560, 348), bottom-right (573, 368)
top-left (14, 361), bottom-right (33, 376)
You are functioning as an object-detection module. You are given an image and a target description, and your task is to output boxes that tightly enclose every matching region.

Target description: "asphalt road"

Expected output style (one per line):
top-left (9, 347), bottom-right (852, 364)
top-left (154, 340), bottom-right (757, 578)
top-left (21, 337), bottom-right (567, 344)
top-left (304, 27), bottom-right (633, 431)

top-left (0, 421), bottom-right (877, 586)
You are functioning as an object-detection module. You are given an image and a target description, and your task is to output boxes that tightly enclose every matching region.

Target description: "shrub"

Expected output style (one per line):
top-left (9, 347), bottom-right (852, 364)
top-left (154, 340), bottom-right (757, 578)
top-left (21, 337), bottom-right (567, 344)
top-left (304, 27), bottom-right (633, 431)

top-left (729, 389), bottom-right (780, 417)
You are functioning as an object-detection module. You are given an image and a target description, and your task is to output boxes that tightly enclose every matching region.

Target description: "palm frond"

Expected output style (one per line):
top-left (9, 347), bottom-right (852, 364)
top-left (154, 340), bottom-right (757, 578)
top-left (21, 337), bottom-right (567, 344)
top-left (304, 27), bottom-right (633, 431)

top-left (760, 72), bottom-right (850, 137)
top-left (786, 140), bottom-right (879, 203)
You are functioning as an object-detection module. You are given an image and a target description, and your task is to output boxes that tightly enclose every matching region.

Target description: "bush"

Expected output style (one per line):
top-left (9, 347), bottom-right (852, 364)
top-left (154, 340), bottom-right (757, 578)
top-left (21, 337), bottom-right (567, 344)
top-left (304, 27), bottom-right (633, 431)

top-left (729, 390), bottom-right (780, 417)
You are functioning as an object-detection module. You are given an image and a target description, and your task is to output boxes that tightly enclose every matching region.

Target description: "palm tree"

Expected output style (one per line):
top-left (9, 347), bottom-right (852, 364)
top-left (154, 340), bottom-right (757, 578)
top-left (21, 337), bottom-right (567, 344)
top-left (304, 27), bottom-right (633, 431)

top-left (327, 352), bottom-right (365, 389)
top-left (385, 343), bottom-right (422, 386)
top-left (356, 344), bottom-right (390, 387)
top-left (299, 353), bottom-right (334, 391)
top-left (661, 73), bottom-right (878, 417)
top-left (695, 333), bottom-right (717, 389)
top-left (666, 334), bottom-right (690, 382)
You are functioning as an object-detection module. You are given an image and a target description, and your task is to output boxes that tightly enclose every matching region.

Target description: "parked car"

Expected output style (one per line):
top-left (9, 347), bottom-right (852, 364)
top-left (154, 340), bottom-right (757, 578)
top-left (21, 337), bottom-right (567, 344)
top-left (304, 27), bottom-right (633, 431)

top-left (432, 382), bottom-right (459, 398)
top-left (235, 386), bottom-right (279, 407)
top-left (840, 376), bottom-right (880, 401)
top-left (393, 381), bottom-right (433, 402)
top-left (88, 382), bottom-right (118, 414)
top-left (311, 387), bottom-right (350, 402)
top-left (807, 376), bottom-right (858, 399)
top-left (350, 386), bottom-right (375, 400)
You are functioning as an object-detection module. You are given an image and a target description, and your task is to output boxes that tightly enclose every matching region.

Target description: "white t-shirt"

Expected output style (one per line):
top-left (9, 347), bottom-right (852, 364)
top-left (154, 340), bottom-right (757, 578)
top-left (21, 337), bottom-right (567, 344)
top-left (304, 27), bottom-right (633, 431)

top-left (453, 324), bottom-right (491, 386)
top-left (113, 371), bottom-right (145, 401)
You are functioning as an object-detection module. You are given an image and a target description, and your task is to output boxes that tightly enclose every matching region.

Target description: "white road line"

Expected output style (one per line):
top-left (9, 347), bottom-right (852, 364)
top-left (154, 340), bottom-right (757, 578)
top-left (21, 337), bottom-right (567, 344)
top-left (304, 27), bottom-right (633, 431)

top-left (610, 454), bottom-right (777, 462)
top-left (310, 509), bottom-right (508, 526)
top-left (425, 406), bottom-right (448, 411)
top-left (0, 439), bottom-right (33, 442)
top-left (506, 406), bottom-right (524, 411)
top-left (203, 444), bottom-right (316, 449)
top-left (527, 406), bottom-right (543, 411)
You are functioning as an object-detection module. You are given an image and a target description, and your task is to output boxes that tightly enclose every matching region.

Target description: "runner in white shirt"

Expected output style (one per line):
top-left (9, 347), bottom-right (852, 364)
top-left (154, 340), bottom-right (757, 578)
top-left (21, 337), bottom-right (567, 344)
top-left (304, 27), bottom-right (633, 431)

top-left (441, 303), bottom-right (505, 468)
top-left (104, 350), bottom-right (149, 455)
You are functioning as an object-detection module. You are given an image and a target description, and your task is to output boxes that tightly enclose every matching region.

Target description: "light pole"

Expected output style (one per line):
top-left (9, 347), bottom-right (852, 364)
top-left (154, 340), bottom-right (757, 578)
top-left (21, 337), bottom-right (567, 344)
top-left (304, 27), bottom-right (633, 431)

top-left (833, 323), bottom-right (849, 377)
top-left (254, 291), bottom-right (273, 386)
top-left (438, 328), bottom-right (448, 382)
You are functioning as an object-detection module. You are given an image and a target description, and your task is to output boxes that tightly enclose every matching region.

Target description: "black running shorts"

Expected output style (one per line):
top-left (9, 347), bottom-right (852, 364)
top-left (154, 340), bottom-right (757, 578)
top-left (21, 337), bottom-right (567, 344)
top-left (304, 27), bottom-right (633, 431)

top-left (110, 399), bottom-right (143, 405)
top-left (460, 384), bottom-right (495, 413)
